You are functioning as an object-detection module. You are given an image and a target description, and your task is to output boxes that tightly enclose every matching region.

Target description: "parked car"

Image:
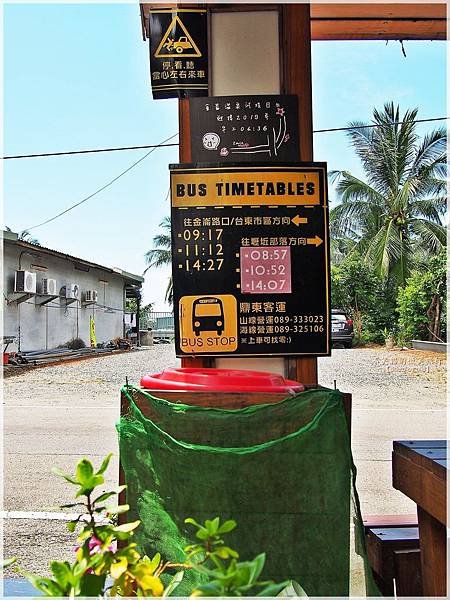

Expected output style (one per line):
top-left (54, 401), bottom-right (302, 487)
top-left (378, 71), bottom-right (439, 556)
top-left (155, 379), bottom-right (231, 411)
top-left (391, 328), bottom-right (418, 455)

top-left (331, 309), bottom-right (354, 348)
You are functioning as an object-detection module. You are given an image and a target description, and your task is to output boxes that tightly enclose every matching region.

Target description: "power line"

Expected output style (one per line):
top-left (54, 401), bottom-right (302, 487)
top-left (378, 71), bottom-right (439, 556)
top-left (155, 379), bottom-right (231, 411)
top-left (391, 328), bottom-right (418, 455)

top-left (3, 117), bottom-right (447, 160)
top-left (313, 116), bottom-right (448, 134)
top-left (3, 142), bottom-right (179, 160)
top-left (24, 133), bottom-right (179, 232)
top-left (13, 115), bottom-right (450, 232)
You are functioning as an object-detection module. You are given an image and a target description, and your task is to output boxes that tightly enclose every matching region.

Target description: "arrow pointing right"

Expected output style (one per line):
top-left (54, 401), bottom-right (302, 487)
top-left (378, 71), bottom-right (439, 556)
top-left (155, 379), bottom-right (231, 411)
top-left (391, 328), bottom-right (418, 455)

top-left (307, 235), bottom-right (323, 247)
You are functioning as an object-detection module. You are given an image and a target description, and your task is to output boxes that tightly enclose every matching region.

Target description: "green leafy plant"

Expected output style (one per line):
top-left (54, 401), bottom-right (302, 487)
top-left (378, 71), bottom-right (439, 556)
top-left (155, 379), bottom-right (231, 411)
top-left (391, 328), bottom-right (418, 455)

top-left (19, 454), bottom-right (178, 597)
top-left (331, 252), bottom-right (397, 344)
top-left (396, 248), bottom-right (447, 343)
top-left (19, 455), bottom-right (302, 597)
top-left (185, 518), bottom-right (291, 597)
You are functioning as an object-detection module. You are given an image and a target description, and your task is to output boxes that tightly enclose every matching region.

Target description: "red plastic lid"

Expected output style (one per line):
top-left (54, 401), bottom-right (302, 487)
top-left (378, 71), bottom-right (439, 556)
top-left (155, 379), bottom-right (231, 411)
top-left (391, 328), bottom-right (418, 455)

top-left (140, 367), bottom-right (304, 393)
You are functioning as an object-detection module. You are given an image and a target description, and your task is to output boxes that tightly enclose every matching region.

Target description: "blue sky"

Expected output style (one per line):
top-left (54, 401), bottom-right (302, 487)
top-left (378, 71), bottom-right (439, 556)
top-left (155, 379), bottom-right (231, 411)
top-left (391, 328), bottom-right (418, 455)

top-left (4, 3), bottom-right (447, 310)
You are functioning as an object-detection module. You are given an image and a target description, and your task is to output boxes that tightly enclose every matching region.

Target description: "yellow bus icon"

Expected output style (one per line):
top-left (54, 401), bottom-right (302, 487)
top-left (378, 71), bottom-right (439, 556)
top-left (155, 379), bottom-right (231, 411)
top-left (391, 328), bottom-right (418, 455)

top-left (193, 296), bottom-right (224, 336)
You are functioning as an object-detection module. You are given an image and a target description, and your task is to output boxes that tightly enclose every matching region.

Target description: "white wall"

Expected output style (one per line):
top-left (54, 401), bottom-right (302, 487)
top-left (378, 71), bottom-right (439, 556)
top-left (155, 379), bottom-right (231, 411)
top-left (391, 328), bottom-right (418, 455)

top-left (3, 242), bottom-right (130, 352)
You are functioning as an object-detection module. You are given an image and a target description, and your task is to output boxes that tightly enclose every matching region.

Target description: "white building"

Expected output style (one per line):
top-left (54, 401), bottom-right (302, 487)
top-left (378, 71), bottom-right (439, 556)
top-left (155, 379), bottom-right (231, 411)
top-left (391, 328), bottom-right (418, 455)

top-left (3, 230), bottom-right (143, 352)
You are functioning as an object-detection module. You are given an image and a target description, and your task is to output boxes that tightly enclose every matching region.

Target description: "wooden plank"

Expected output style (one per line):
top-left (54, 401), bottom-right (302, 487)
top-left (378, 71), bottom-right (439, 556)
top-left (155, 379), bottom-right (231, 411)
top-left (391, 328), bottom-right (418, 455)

top-left (128, 388), bottom-right (295, 412)
top-left (395, 439), bottom-right (447, 449)
top-left (366, 526), bottom-right (419, 586)
top-left (363, 514), bottom-right (417, 529)
top-left (413, 448), bottom-right (447, 461)
top-left (178, 89), bottom-right (211, 370)
top-left (417, 506), bottom-right (447, 596)
top-left (393, 548), bottom-right (423, 597)
top-left (123, 386), bottom-right (351, 437)
top-left (140, 3), bottom-right (447, 41)
top-left (370, 527), bottom-right (419, 544)
top-left (392, 452), bottom-right (446, 524)
top-left (342, 392), bottom-right (351, 437)
top-left (435, 459), bottom-right (448, 469)
top-left (311, 19), bottom-right (446, 40)
top-left (311, 3), bottom-right (446, 20)
top-left (281, 4), bottom-right (318, 387)
top-left (393, 441), bottom-right (447, 478)
top-left (281, 3), bottom-right (313, 161)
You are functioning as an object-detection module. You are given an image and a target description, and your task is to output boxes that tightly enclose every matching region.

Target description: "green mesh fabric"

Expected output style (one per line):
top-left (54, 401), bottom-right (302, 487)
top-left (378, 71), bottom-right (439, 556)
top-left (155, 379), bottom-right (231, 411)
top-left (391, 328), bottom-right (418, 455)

top-left (117, 385), bottom-right (379, 597)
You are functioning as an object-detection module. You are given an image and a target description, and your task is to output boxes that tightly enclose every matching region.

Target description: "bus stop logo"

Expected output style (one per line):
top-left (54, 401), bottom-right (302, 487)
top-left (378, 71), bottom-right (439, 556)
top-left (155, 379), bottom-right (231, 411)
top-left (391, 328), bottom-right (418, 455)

top-left (179, 294), bottom-right (238, 353)
top-left (154, 15), bottom-right (202, 58)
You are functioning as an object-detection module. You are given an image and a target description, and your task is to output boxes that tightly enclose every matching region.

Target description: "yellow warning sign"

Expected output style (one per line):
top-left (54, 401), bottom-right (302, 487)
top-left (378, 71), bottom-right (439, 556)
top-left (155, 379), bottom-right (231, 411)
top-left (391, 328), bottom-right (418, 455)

top-left (179, 294), bottom-right (238, 354)
top-left (154, 15), bottom-right (202, 58)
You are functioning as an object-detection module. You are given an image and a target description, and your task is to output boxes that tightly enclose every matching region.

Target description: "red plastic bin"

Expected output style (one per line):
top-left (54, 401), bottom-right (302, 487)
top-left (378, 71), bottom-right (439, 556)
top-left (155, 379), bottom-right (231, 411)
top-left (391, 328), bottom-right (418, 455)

top-left (140, 367), bottom-right (304, 394)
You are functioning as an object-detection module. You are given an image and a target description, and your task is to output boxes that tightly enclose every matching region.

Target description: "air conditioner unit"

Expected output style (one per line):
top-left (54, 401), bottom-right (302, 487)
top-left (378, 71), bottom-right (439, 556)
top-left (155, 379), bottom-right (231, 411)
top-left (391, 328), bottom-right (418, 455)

top-left (85, 290), bottom-right (98, 303)
top-left (15, 270), bottom-right (37, 294)
top-left (42, 278), bottom-right (57, 296)
top-left (60, 283), bottom-right (79, 300)
top-left (66, 283), bottom-right (80, 300)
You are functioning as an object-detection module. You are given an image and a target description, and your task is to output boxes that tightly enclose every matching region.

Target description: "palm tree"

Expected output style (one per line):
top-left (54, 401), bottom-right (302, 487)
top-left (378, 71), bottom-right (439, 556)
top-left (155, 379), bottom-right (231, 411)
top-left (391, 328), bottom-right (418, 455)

top-left (330, 103), bottom-right (446, 287)
top-left (144, 216), bottom-right (173, 304)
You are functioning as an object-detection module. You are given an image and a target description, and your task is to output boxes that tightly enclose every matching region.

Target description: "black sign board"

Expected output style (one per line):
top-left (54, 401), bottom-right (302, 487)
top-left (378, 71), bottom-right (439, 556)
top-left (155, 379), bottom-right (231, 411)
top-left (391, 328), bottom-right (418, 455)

top-left (149, 9), bottom-right (208, 100)
top-left (170, 163), bottom-right (330, 358)
top-left (189, 95), bottom-right (299, 163)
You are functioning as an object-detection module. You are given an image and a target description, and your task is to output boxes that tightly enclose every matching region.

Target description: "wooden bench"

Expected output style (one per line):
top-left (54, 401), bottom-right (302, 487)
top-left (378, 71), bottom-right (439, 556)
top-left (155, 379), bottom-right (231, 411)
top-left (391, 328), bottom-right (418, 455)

top-left (365, 522), bottom-right (422, 596)
top-left (363, 514), bottom-right (417, 530)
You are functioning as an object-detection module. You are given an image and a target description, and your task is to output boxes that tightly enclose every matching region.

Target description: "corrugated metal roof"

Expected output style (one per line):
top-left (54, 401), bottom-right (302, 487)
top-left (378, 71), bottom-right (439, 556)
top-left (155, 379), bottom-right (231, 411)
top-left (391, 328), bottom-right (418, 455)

top-left (3, 231), bottom-right (144, 285)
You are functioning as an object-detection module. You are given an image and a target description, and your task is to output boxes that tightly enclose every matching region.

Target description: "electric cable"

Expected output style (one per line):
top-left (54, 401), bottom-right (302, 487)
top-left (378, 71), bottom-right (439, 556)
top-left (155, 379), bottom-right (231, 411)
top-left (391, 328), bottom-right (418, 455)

top-left (13, 116), bottom-right (449, 232)
top-left (3, 117), bottom-right (447, 160)
top-left (313, 116), bottom-right (448, 134)
top-left (3, 142), bottom-right (179, 160)
top-left (24, 133), bottom-right (178, 232)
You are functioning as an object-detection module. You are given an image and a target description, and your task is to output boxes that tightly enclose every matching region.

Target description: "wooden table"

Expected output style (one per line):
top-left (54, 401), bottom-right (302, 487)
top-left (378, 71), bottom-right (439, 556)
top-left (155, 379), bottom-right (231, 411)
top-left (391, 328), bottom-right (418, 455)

top-left (392, 440), bottom-right (447, 596)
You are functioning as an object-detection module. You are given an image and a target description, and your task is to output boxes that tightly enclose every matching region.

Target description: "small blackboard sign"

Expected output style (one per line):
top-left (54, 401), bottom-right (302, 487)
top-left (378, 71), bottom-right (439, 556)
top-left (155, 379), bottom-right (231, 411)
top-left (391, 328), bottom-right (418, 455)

top-left (149, 10), bottom-right (208, 100)
top-left (189, 95), bottom-right (299, 163)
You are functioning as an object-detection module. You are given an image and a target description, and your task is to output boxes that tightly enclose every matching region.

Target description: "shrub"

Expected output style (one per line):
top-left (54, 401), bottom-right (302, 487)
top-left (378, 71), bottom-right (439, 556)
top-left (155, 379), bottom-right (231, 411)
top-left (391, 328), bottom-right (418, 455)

top-left (331, 253), bottom-right (396, 343)
top-left (397, 249), bottom-right (447, 343)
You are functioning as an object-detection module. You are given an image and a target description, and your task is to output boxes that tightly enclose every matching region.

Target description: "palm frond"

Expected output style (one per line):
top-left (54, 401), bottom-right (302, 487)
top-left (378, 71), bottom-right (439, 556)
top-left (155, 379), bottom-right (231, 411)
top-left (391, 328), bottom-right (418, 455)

top-left (158, 215), bottom-right (172, 231)
top-left (411, 174), bottom-right (447, 200)
top-left (164, 276), bottom-right (173, 305)
top-left (409, 219), bottom-right (446, 254)
top-left (143, 248), bottom-right (172, 272)
top-left (335, 172), bottom-right (385, 204)
top-left (365, 220), bottom-right (404, 280)
top-left (330, 201), bottom-right (372, 238)
top-left (151, 233), bottom-right (171, 248)
top-left (143, 216), bottom-right (173, 274)
top-left (409, 127), bottom-right (447, 175)
top-left (328, 170), bottom-right (343, 185)
top-left (408, 198), bottom-right (446, 223)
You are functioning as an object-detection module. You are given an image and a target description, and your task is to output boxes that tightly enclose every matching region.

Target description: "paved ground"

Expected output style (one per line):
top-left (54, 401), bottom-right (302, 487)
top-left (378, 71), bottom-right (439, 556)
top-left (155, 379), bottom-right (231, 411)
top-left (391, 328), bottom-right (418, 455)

top-left (3, 345), bottom-right (446, 578)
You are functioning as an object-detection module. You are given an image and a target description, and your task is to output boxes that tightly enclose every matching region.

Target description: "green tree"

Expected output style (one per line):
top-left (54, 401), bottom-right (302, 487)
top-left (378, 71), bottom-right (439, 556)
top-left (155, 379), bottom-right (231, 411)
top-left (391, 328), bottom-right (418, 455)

top-left (144, 216), bottom-right (173, 305)
top-left (396, 248), bottom-right (447, 343)
top-left (330, 103), bottom-right (447, 287)
top-left (331, 252), bottom-right (396, 343)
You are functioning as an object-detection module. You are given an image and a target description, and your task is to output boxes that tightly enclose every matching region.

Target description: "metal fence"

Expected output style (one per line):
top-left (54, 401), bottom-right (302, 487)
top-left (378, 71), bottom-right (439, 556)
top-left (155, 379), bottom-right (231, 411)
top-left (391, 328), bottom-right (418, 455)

top-left (141, 312), bottom-right (174, 342)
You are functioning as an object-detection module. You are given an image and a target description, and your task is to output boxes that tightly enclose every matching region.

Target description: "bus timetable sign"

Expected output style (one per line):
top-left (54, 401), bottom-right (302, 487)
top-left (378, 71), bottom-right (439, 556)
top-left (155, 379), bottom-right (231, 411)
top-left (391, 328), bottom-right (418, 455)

top-left (170, 163), bottom-right (331, 358)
